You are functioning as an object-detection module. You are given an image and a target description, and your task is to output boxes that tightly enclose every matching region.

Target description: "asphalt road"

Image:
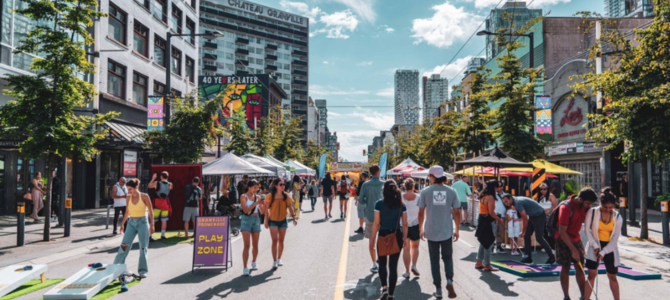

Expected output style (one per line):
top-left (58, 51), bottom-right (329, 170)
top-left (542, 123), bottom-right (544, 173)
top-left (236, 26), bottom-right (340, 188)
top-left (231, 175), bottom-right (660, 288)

top-left (15, 199), bottom-right (669, 300)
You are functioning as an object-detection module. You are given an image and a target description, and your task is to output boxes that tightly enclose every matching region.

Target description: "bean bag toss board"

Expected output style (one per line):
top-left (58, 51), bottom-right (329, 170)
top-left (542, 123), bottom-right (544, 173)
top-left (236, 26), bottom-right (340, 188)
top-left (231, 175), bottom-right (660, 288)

top-left (0, 264), bottom-right (48, 298)
top-left (43, 264), bottom-right (126, 300)
top-left (491, 260), bottom-right (661, 280)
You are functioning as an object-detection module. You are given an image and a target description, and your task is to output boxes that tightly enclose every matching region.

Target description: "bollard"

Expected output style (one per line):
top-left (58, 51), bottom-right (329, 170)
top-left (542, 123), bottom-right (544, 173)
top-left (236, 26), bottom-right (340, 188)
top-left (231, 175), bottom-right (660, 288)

top-left (661, 201), bottom-right (669, 246)
top-left (64, 196), bottom-right (72, 237)
top-left (17, 201), bottom-right (25, 246)
top-left (619, 197), bottom-right (627, 236)
top-left (106, 204), bottom-right (111, 230)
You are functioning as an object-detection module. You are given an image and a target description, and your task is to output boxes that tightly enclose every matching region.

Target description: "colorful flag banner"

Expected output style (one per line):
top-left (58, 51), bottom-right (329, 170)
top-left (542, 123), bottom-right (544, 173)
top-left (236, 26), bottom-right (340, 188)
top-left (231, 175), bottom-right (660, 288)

top-left (147, 96), bottom-right (164, 131)
top-left (318, 153), bottom-right (327, 178)
top-left (535, 95), bottom-right (551, 110)
top-left (535, 109), bottom-right (553, 141)
top-left (379, 152), bottom-right (388, 178)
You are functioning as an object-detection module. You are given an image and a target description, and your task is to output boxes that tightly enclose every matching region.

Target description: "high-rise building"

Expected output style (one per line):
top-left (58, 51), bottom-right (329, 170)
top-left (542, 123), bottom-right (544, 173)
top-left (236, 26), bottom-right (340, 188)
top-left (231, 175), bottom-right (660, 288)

top-left (307, 97), bottom-right (320, 144)
top-left (485, 1), bottom-right (542, 60)
top-left (423, 74), bottom-right (448, 124)
top-left (465, 57), bottom-right (486, 76)
top-left (315, 99), bottom-right (327, 145)
top-left (605, 0), bottom-right (656, 17)
top-left (394, 70), bottom-right (419, 125)
top-left (199, 0), bottom-right (310, 140)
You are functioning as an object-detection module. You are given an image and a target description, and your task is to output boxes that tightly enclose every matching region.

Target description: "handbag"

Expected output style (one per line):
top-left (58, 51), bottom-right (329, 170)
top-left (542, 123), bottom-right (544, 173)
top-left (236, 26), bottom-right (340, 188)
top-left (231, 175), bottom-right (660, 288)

top-left (377, 207), bottom-right (402, 256)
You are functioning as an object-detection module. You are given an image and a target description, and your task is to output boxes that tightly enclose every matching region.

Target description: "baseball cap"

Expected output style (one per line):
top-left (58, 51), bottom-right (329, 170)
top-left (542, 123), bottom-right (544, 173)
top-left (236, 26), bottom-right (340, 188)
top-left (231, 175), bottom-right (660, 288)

top-left (428, 165), bottom-right (445, 178)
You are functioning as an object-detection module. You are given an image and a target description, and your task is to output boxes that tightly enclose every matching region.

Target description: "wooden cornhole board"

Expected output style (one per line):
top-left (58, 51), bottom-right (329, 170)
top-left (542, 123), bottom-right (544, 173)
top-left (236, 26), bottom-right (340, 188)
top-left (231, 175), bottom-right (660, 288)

top-left (43, 264), bottom-right (126, 300)
top-left (0, 264), bottom-right (48, 298)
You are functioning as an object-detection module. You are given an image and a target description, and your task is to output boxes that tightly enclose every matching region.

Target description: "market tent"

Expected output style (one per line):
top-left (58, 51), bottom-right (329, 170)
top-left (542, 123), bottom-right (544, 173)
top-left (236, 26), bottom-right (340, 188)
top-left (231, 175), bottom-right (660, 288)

top-left (503, 159), bottom-right (583, 175)
top-left (240, 154), bottom-right (289, 177)
top-left (286, 159), bottom-right (316, 176)
top-left (402, 167), bottom-right (425, 177)
top-left (455, 147), bottom-right (532, 169)
top-left (390, 158), bottom-right (422, 173)
top-left (203, 152), bottom-right (274, 176)
top-left (409, 168), bottom-right (454, 180)
top-left (264, 155), bottom-right (295, 172)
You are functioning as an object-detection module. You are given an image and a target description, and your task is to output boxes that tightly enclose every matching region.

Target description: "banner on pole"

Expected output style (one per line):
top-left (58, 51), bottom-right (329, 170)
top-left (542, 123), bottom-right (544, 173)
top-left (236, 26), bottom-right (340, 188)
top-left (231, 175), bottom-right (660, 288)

top-left (535, 109), bottom-right (553, 141)
top-left (535, 95), bottom-right (552, 110)
top-left (192, 216), bottom-right (229, 271)
top-left (147, 96), bottom-right (164, 131)
top-left (318, 153), bottom-right (327, 178)
top-left (379, 152), bottom-right (388, 178)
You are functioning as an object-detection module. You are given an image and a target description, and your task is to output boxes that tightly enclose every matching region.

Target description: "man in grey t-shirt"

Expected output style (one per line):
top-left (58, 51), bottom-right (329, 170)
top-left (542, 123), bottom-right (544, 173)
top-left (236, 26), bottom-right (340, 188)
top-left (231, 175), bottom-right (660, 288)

top-left (418, 166), bottom-right (460, 299)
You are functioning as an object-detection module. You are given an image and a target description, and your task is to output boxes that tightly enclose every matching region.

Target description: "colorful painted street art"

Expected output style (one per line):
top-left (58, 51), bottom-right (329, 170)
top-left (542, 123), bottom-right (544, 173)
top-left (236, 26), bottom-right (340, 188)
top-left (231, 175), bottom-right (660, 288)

top-left (492, 260), bottom-right (661, 280)
top-left (199, 76), bottom-right (267, 131)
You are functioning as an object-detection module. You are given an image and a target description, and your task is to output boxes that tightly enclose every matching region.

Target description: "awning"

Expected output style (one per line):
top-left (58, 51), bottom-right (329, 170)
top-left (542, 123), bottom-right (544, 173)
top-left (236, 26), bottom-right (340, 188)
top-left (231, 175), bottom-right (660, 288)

top-left (103, 121), bottom-right (145, 144)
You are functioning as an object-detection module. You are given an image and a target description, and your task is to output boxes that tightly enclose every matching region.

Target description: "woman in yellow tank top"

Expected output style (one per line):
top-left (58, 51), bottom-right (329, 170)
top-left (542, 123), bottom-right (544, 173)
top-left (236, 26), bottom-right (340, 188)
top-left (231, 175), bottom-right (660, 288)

top-left (475, 181), bottom-right (504, 272)
top-left (584, 188), bottom-right (622, 300)
top-left (264, 178), bottom-right (297, 270)
top-left (113, 178), bottom-right (155, 278)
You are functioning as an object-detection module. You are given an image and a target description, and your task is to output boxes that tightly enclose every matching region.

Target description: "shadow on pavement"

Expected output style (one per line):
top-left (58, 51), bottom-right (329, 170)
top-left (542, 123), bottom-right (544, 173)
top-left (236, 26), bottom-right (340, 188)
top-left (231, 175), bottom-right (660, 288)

top-left (163, 269), bottom-right (224, 284)
top-left (311, 219), bottom-right (328, 224)
top-left (460, 252), bottom-right (478, 263)
top-left (349, 234), bottom-right (364, 242)
top-left (71, 234), bottom-right (113, 243)
top-left (195, 269), bottom-right (280, 299)
top-left (517, 276), bottom-right (559, 283)
top-left (395, 277), bottom-right (433, 300)
top-left (331, 219), bottom-right (345, 223)
top-left (343, 273), bottom-right (381, 300)
top-left (479, 272), bottom-right (518, 297)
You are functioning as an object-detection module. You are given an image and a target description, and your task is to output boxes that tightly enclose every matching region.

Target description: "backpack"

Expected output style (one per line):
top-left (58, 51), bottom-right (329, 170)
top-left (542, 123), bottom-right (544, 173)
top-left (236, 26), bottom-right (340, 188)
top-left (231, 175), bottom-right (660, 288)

top-left (186, 186), bottom-right (200, 207)
top-left (340, 182), bottom-right (348, 194)
top-left (546, 200), bottom-right (573, 238)
top-left (308, 186), bottom-right (314, 196)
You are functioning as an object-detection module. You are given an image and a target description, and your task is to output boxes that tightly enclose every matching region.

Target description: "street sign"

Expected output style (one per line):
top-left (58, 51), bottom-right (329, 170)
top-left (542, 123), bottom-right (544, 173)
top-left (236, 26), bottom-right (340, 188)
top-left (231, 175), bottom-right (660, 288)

top-left (192, 216), bottom-right (230, 272)
top-left (65, 198), bottom-right (72, 209)
top-left (323, 146), bottom-right (335, 151)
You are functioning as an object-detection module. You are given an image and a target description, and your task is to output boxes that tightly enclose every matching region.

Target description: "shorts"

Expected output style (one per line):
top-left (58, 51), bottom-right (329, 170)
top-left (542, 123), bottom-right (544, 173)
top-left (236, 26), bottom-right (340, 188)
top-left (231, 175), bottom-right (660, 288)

top-left (153, 209), bottom-right (169, 222)
top-left (357, 202), bottom-right (366, 219)
top-left (364, 220), bottom-right (374, 239)
top-left (460, 201), bottom-right (468, 210)
top-left (407, 225), bottom-right (420, 241)
top-left (338, 192), bottom-right (349, 200)
top-left (555, 238), bottom-right (585, 266)
top-left (182, 207), bottom-right (199, 222)
top-left (507, 222), bottom-right (520, 238)
top-left (323, 195), bottom-right (333, 203)
top-left (585, 241), bottom-right (618, 274)
top-left (268, 219), bottom-right (288, 229)
top-left (241, 215), bottom-right (261, 232)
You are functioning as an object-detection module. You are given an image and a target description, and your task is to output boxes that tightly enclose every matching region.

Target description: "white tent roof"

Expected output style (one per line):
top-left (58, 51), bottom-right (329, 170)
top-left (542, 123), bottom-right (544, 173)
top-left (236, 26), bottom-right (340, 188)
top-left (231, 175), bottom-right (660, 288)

top-left (387, 158), bottom-right (423, 176)
top-left (285, 159), bottom-right (316, 176)
top-left (264, 155), bottom-right (293, 171)
top-left (203, 153), bottom-right (274, 176)
top-left (409, 169), bottom-right (454, 180)
top-left (241, 154), bottom-right (288, 177)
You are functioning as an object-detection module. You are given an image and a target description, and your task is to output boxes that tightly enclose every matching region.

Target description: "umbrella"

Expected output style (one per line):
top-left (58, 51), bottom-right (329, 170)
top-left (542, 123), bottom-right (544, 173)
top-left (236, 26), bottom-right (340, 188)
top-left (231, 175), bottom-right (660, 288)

top-left (503, 159), bottom-right (583, 175)
top-left (455, 146), bottom-right (532, 169)
top-left (203, 152), bottom-right (274, 176)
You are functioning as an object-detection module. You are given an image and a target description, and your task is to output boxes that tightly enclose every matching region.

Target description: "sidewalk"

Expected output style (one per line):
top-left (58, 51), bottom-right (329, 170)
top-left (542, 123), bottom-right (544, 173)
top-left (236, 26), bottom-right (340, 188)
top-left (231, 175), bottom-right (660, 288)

top-left (0, 208), bottom-right (123, 268)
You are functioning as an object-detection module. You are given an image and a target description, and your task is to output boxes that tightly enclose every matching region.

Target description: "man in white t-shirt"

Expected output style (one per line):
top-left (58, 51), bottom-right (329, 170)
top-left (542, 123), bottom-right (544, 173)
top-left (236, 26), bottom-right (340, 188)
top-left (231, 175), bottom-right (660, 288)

top-left (112, 177), bottom-right (128, 235)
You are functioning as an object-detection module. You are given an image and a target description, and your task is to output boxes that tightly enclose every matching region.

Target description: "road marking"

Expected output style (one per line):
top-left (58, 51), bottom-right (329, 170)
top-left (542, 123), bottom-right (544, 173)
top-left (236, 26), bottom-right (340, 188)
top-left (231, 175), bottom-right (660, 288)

top-left (458, 239), bottom-right (474, 248)
top-left (333, 204), bottom-right (352, 300)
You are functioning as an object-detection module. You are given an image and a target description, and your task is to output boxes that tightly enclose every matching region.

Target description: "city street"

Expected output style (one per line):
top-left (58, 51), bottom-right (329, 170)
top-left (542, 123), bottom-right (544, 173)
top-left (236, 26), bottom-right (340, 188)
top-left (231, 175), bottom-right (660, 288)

top-left (2, 200), bottom-right (668, 300)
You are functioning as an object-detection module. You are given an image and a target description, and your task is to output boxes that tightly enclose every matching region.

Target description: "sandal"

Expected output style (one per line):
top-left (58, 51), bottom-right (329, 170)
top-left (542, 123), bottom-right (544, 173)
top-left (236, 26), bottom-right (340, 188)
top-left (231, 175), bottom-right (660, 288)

top-left (474, 262), bottom-right (484, 269)
top-left (483, 265), bottom-right (499, 272)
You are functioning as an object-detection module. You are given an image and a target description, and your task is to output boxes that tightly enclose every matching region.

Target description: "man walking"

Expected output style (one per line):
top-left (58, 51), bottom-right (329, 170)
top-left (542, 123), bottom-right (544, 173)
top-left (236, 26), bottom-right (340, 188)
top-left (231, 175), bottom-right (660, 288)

top-left (354, 172), bottom-right (369, 234)
top-left (111, 177), bottom-right (128, 235)
top-left (452, 176), bottom-right (472, 225)
top-left (183, 177), bottom-right (202, 239)
top-left (149, 172), bottom-right (173, 240)
top-left (501, 195), bottom-right (555, 264)
top-left (555, 188), bottom-right (597, 300)
top-left (359, 165), bottom-right (384, 273)
top-left (493, 181), bottom-right (506, 253)
top-left (418, 166), bottom-right (460, 299)
top-left (51, 170), bottom-right (63, 228)
top-left (319, 173), bottom-right (337, 218)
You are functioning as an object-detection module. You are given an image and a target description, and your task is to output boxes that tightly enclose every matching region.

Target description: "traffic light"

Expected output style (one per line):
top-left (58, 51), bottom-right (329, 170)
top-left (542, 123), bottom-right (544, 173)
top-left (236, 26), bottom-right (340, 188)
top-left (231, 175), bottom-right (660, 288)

top-left (363, 149), bottom-right (366, 156)
top-left (336, 143), bottom-right (340, 151)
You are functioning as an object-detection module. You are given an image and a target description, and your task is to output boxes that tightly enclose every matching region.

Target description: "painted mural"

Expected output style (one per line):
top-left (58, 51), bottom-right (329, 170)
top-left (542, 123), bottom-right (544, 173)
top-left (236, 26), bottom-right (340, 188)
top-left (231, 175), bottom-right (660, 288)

top-left (199, 76), bottom-right (264, 130)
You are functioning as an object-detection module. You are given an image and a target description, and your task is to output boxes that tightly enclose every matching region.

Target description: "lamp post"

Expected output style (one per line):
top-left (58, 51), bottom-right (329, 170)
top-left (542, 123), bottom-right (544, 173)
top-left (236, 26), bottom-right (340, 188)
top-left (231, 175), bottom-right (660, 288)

top-left (476, 30), bottom-right (534, 68)
top-left (164, 31), bottom-right (224, 126)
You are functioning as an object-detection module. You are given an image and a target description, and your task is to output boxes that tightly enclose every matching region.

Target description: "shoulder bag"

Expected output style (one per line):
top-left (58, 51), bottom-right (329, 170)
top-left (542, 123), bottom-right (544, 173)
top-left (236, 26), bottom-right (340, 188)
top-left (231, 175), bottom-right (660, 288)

top-left (377, 207), bottom-right (401, 256)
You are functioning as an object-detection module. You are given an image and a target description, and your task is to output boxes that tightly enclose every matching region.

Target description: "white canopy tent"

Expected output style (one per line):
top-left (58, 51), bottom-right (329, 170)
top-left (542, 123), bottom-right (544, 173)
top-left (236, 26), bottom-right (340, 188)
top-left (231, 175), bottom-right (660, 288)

top-left (203, 153), bottom-right (274, 176)
top-left (410, 169), bottom-right (454, 180)
top-left (264, 155), bottom-right (294, 173)
top-left (241, 154), bottom-right (288, 178)
top-left (285, 159), bottom-right (316, 176)
top-left (387, 158), bottom-right (423, 176)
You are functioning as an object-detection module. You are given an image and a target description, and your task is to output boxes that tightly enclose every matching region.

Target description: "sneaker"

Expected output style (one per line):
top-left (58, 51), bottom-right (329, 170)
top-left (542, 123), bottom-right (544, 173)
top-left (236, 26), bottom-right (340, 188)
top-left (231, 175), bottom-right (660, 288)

top-left (160, 236), bottom-right (166, 240)
top-left (112, 231), bottom-right (117, 235)
top-left (411, 265), bottom-right (420, 276)
top-left (402, 272), bottom-right (410, 279)
top-left (520, 256), bottom-right (533, 264)
top-left (380, 288), bottom-right (388, 300)
top-left (446, 284), bottom-right (457, 299)
top-left (545, 257), bottom-right (556, 264)
top-left (511, 250), bottom-right (520, 256)
top-left (272, 261), bottom-right (278, 270)
top-left (340, 212), bottom-right (344, 219)
top-left (139, 273), bottom-right (147, 279)
top-left (277, 259), bottom-right (283, 266)
top-left (370, 265), bottom-right (379, 273)
top-left (355, 227), bottom-right (364, 234)
top-left (251, 262), bottom-right (258, 270)
top-left (329, 213), bottom-right (332, 218)
top-left (563, 297), bottom-right (571, 300)
top-left (433, 288), bottom-right (443, 299)
top-left (243, 268), bottom-right (250, 276)
top-left (496, 245), bottom-right (505, 253)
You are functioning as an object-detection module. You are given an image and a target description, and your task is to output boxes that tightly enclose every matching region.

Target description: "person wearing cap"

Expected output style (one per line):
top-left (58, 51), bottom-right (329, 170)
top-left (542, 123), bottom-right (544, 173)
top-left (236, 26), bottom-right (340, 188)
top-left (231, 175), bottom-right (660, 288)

top-left (354, 172), bottom-right (370, 234)
top-left (360, 165), bottom-right (385, 274)
top-left (418, 165), bottom-right (460, 299)
top-left (501, 195), bottom-right (556, 265)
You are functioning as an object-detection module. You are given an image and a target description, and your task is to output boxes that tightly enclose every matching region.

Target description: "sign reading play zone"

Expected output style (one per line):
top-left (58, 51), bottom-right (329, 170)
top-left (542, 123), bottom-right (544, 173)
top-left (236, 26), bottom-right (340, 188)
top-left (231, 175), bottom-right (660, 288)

top-left (43, 264), bottom-right (126, 300)
top-left (0, 264), bottom-right (48, 298)
top-left (192, 216), bottom-right (230, 272)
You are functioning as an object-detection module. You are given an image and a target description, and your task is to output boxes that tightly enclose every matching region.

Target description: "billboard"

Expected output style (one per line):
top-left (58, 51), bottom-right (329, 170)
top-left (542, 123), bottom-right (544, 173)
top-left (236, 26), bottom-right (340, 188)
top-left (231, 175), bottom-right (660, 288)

top-left (198, 75), bottom-right (270, 131)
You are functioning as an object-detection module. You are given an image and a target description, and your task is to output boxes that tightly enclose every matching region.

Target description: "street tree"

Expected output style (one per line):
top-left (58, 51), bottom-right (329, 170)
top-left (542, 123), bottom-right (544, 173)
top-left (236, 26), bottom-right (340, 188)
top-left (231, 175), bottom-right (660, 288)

top-left (0, 0), bottom-right (116, 240)
top-left (273, 114), bottom-right (303, 162)
top-left (454, 71), bottom-right (494, 156)
top-left (143, 94), bottom-right (221, 163)
top-left (252, 107), bottom-right (282, 156)
top-left (223, 110), bottom-right (254, 155)
top-left (423, 109), bottom-right (462, 168)
top-left (303, 139), bottom-right (325, 171)
top-left (572, 3), bottom-right (670, 238)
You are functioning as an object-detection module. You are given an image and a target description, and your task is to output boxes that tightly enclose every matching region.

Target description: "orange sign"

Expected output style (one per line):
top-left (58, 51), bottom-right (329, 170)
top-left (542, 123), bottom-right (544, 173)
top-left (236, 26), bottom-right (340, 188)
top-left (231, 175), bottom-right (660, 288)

top-left (65, 198), bottom-right (72, 209)
top-left (619, 197), bottom-right (627, 208)
top-left (661, 201), bottom-right (669, 213)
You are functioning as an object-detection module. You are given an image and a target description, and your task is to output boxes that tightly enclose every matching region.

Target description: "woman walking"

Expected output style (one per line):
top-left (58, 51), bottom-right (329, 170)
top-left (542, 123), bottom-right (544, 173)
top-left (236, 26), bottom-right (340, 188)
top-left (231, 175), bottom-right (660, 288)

top-left (536, 182), bottom-right (558, 246)
top-left (370, 180), bottom-right (408, 300)
top-left (290, 175), bottom-right (302, 219)
top-left (338, 175), bottom-right (351, 219)
top-left (241, 180), bottom-right (265, 276)
top-left (265, 179), bottom-right (298, 270)
top-left (401, 178), bottom-right (421, 279)
top-left (584, 188), bottom-right (622, 300)
top-left (475, 181), bottom-right (503, 271)
top-left (307, 179), bottom-right (318, 211)
top-left (114, 179), bottom-right (154, 278)
top-left (30, 172), bottom-right (46, 223)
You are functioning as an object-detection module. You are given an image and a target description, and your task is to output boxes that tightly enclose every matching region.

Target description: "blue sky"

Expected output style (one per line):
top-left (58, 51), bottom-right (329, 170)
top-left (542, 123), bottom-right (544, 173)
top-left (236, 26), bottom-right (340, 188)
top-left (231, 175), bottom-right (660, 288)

top-left (253, 0), bottom-right (604, 161)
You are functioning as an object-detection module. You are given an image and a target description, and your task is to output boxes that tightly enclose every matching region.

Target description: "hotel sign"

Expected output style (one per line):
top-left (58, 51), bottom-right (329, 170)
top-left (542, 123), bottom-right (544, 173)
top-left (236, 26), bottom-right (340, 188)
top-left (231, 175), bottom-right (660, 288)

top-left (225, 0), bottom-right (308, 28)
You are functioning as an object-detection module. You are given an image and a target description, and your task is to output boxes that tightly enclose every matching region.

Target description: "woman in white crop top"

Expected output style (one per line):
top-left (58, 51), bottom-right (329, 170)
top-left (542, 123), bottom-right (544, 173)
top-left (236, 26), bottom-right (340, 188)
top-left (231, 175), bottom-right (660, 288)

top-left (401, 178), bottom-right (421, 279)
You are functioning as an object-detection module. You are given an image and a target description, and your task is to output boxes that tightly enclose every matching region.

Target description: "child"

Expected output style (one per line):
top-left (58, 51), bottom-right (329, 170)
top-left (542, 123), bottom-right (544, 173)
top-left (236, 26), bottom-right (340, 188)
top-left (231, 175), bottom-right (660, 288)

top-left (506, 206), bottom-right (521, 255)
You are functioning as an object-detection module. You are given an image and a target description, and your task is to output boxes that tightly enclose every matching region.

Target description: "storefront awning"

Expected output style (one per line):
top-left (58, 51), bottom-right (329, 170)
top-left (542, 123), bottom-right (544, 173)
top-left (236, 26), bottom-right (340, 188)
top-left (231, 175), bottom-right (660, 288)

top-left (103, 121), bottom-right (145, 144)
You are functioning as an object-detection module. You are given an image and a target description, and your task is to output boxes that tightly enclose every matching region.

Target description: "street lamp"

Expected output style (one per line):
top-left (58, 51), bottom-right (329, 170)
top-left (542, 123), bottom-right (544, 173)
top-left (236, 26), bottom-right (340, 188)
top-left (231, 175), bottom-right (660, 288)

top-left (164, 30), bottom-right (224, 126)
top-left (476, 30), bottom-right (534, 68)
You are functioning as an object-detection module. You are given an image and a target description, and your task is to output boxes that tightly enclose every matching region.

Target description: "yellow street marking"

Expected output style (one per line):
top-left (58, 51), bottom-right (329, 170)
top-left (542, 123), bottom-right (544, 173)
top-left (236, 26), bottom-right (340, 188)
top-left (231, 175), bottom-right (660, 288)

top-left (333, 203), bottom-right (352, 300)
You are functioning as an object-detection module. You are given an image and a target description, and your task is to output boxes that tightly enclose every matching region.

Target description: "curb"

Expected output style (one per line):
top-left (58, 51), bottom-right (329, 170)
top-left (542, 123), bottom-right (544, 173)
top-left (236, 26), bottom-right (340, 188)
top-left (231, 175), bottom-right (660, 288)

top-left (15, 235), bottom-right (124, 266)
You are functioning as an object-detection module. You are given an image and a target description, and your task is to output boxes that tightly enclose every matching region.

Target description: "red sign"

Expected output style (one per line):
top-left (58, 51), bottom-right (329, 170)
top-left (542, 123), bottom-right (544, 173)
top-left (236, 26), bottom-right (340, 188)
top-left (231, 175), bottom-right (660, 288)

top-left (560, 98), bottom-right (583, 127)
top-left (123, 150), bottom-right (137, 176)
top-left (557, 129), bottom-right (587, 138)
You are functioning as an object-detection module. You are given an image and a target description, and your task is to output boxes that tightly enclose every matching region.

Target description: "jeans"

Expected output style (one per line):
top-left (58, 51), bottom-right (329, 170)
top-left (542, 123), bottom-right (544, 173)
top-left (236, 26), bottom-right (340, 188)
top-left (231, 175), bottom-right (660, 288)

top-left (428, 238), bottom-right (454, 287)
top-left (525, 213), bottom-right (554, 258)
top-left (113, 217), bottom-right (149, 275)
top-left (494, 214), bottom-right (504, 244)
top-left (378, 230), bottom-right (403, 295)
top-left (113, 206), bottom-right (127, 233)
top-left (477, 220), bottom-right (495, 265)
top-left (310, 197), bottom-right (317, 208)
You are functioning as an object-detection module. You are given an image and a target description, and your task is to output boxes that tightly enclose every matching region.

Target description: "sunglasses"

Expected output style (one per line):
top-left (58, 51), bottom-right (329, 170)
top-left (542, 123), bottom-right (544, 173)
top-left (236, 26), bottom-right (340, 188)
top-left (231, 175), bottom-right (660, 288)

top-left (277, 183), bottom-right (285, 186)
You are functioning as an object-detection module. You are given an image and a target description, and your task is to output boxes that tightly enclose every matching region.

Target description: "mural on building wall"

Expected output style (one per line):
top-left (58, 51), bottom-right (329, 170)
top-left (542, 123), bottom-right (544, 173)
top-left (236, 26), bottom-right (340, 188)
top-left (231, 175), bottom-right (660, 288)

top-left (199, 76), bottom-right (265, 131)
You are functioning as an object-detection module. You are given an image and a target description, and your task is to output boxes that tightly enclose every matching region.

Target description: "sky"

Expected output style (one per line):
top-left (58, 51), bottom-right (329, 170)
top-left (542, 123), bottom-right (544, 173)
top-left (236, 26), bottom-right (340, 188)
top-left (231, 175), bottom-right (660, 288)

top-left (252, 0), bottom-right (604, 162)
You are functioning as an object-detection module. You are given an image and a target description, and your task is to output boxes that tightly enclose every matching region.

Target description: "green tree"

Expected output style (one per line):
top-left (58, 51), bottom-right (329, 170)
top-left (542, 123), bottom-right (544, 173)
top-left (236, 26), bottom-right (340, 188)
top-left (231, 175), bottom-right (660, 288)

top-left (223, 110), bottom-right (254, 155)
top-left (252, 112), bottom-right (281, 157)
top-left (143, 94), bottom-right (221, 163)
top-left (424, 110), bottom-right (461, 168)
top-left (0, 0), bottom-right (116, 240)
top-left (273, 114), bottom-right (303, 162)
top-left (455, 71), bottom-right (494, 156)
top-left (572, 3), bottom-right (670, 238)
top-left (302, 139), bottom-right (325, 170)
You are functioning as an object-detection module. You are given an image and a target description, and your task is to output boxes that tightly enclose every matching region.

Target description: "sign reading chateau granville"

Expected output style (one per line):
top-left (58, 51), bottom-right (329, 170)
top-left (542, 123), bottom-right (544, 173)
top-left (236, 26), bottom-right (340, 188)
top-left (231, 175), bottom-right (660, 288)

top-left (225, 0), bottom-right (307, 28)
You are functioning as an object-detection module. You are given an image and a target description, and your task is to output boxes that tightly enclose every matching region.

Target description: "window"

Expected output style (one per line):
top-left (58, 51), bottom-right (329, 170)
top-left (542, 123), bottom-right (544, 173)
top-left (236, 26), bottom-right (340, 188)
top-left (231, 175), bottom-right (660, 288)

top-left (171, 46), bottom-right (181, 75)
top-left (108, 3), bottom-right (127, 44)
top-left (225, 53), bottom-right (233, 60)
top-left (139, 0), bottom-right (149, 9)
top-left (152, 0), bottom-right (168, 23)
top-left (154, 80), bottom-right (165, 95)
top-left (190, 0), bottom-right (196, 9)
top-left (256, 58), bottom-right (263, 65)
top-left (132, 72), bottom-right (148, 105)
top-left (133, 21), bottom-right (149, 57)
top-left (185, 18), bottom-right (195, 44)
top-left (154, 35), bottom-right (166, 67)
top-left (107, 60), bottom-right (126, 98)
top-left (185, 56), bottom-right (194, 83)
top-left (171, 4), bottom-right (182, 33)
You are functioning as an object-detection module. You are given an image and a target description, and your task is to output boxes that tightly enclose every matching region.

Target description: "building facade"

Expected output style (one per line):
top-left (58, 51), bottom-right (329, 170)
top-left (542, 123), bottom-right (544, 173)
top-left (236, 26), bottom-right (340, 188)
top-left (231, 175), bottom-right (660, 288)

top-left (315, 99), bottom-right (327, 145)
top-left (485, 1), bottom-right (542, 60)
top-left (307, 97), bottom-right (320, 143)
top-left (394, 70), bottom-right (419, 125)
top-left (423, 74), bottom-right (448, 124)
top-left (199, 0), bottom-right (310, 140)
top-left (605, 0), bottom-right (656, 17)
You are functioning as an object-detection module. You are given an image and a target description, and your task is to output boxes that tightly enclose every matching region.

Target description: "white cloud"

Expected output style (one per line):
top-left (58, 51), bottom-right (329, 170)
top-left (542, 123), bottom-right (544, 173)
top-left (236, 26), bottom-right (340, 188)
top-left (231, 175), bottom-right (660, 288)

top-left (316, 10), bottom-right (360, 39)
top-left (279, 1), bottom-right (322, 24)
top-left (375, 87), bottom-right (394, 97)
top-left (332, 0), bottom-right (377, 23)
top-left (357, 61), bottom-right (373, 66)
top-left (379, 24), bottom-right (395, 33)
top-left (310, 84), bottom-right (371, 97)
top-left (337, 130), bottom-right (379, 161)
top-left (462, 0), bottom-right (570, 8)
top-left (351, 109), bottom-right (394, 131)
top-left (411, 2), bottom-right (484, 48)
top-left (323, 60), bottom-right (332, 65)
top-left (423, 56), bottom-right (474, 82)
